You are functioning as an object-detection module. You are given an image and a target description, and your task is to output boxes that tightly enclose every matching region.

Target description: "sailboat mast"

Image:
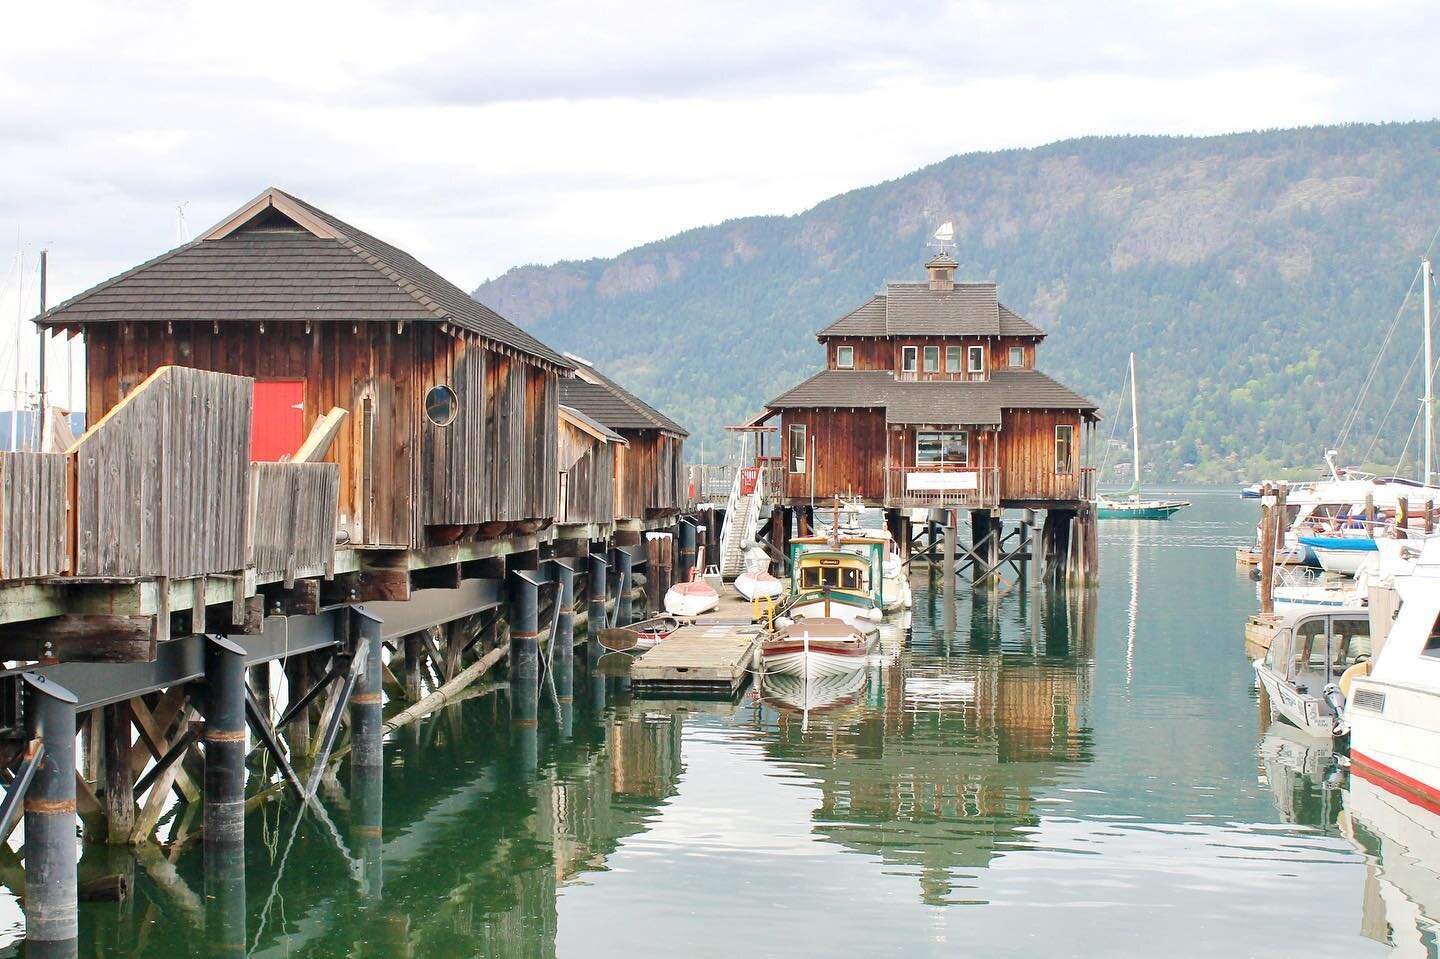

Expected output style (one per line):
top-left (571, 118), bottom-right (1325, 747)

top-left (1129, 352), bottom-right (1141, 499)
top-left (1424, 258), bottom-right (1434, 486)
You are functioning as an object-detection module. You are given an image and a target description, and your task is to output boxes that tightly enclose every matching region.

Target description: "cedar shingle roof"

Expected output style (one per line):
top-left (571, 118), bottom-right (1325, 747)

top-left (559, 357), bottom-right (689, 436)
top-left (765, 369), bottom-right (1097, 426)
top-left (36, 187), bottom-right (572, 369)
top-left (817, 282), bottom-right (1045, 340)
top-left (560, 404), bottom-right (626, 444)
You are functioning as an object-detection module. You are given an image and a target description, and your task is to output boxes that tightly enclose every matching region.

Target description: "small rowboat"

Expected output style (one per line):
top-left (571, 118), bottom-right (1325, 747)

top-left (760, 617), bottom-right (875, 679)
top-left (734, 567), bottom-right (784, 601)
top-left (598, 614), bottom-right (682, 653)
top-left (664, 571), bottom-right (719, 617)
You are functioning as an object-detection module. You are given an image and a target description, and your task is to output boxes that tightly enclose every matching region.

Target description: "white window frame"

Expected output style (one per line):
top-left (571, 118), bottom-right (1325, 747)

top-left (923, 346), bottom-right (940, 373)
top-left (967, 345), bottom-right (986, 374)
top-left (916, 430), bottom-right (969, 467)
top-left (836, 345), bottom-right (854, 369)
top-left (1055, 424), bottom-right (1074, 474)
top-left (789, 423), bottom-right (807, 474)
top-left (901, 346), bottom-right (918, 373)
top-left (945, 346), bottom-right (963, 373)
top-left (1009, 345), bottom-right (1025, 368)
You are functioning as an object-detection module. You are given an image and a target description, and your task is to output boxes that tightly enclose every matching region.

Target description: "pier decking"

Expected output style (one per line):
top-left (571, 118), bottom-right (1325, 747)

top-left (629, 619), bottom-right (759, 697)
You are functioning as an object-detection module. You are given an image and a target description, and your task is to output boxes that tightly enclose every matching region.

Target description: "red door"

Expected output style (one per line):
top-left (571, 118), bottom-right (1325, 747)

top-left (252, 380), bottom-right (305, 461)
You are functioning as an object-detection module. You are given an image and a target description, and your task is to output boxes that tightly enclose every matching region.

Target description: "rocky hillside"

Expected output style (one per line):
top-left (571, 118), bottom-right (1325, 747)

top-left (476, 122), bottom-right (1440, 482)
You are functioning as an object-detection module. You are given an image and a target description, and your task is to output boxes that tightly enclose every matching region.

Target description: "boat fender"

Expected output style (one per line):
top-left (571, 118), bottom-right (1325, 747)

top-left (1323, 683), bottom-right (1349, 737)
top-left (1337, 659), bottom-right (1371, 699)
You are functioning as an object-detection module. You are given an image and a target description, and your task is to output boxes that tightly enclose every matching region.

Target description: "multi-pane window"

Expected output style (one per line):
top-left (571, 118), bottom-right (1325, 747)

top-left (789, 423), bottom-right (807, 473)
top-left (923, 346), bottom-right (940, 373)
top-left (836, 345), bottom-right (854, 369)
top-left (916, 430), bottom-right (969, 467)
top-left (945, 346), bottom-right (963, 372)
top-left (1009, 346), bottom-right (1025, 367)
top-left (968, 345), bottom-right (985, 373)
top-left (1055, 424), bottom-right (1074, 473)
top-left (901, 347), bottom-right (918, 373)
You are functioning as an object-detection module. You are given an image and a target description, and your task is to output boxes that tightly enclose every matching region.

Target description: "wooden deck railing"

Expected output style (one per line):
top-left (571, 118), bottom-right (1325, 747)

top-left (71, 366), bottom-right (253, 578)
top-left (251, 462), bottom-right (340, 583)
top-left (0, 451), bottom-right (68, 579)
top-left (884, 466), bottom-right (1001, 509)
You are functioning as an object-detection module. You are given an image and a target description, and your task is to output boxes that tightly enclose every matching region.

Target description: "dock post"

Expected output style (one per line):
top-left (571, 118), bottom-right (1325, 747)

top-left (678, 520), bottom-right (698, 584)
top-left (942, 510), bottom-right (957, 633)
top-left (402, 634), bottom-right (424, 701)
top-left (896, 511), bottom-right (911, 565)
top-left (614, 548), bottom-right (635, 627)
top-left (553, 561), bottom-right (576, 739)
top-left (1021, 509), bottom-right (1035, 587)
top-left (203, 637), bottom-right (247, 959)
top-left (509, 572), bottom-right (540, 772)
top-left (22, 673), bottom-right (78, 957)
top-left (349, 609), bottom-right (384, 902)
top-left (285, 654), bottom-right (313, 759)
top-left (704, 507), bottom-right (719, 569)
top-left (587, 550), bottom-right (608, 640)
top-left (645, 535), bottom-right (664, 614)
top-left (1258, 483), bottom-right (1276, 617)
top-left (101, 700), bottom-right (134, 844)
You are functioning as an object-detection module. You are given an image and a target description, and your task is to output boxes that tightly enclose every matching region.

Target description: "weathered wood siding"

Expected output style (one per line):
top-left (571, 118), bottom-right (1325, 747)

top-left (998, 409), bottom-right (1083, 502)
top-left (72, 365), bottom-right (253, 578)
top-left (824, 338), bottom-right (890, 370)
top-left (557, 419), bottom-right (616, 525)
top-left (614, 432), bottom-right (686, 519)
top-left (780, 408), bottom-right (887, 502)
top-left (83, 322), bottom-right (563, 547)
top-left (251, 462), bottom-right (340, 582)
top-left (0, 451), bottom-right (68, 579)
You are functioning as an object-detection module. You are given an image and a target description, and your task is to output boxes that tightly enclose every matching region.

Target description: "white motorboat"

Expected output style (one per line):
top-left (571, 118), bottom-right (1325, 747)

top-left (1346, 536), bottom-right (1440, 808)
top-left (663, 570), bottom-right (719, 617)
top-left (734, 567), bottom-right (784, 602)
top-left (1253, 606), bottom-right (1373, 738)
top-left (759, 617), bottom-right (875, 679)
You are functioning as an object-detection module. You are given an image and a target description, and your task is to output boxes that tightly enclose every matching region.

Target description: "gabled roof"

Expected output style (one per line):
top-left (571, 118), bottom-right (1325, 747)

top-left (36, 187), bottom-right (572, 369)
top-left (560, 404), bottom-right (627, 445)
top-left (764, 369), bottom-right (1098, 426)
top-left (559, 355), bottom-right (689, 437)
top-left (817, 282), bottom-right (1044, 340)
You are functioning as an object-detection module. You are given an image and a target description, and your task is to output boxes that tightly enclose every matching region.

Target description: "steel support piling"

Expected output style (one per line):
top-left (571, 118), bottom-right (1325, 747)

top-left (509, 573), bottom-right (540, 772)
top-left (22, 672), bottom-right (79, 956)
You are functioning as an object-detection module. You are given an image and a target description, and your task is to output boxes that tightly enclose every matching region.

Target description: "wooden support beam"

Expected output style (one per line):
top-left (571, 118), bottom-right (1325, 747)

top-left (0, 614), bottom-right (154, 662)
top-left (103, 700), bottom-right (135, 844)
top-left (360, 553), bottom-right (410, 602)
top-left (293, 407), bottom-right (349, 463)
top-left (461, 556), bottom-right (506, 580)
top-left (131, 698), bottom-right (200, 804)
top-left (319, 572), bottom-right (362, 606)
top-left (260, 579), bottom-right (321, 617)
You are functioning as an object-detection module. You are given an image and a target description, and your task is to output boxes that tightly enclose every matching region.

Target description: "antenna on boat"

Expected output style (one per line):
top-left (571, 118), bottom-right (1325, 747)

top-left (1424, 257), bottom-right (1434, 486)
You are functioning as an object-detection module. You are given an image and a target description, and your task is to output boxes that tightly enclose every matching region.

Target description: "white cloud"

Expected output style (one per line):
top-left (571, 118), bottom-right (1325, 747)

top-left (0, 0), bottom-right (1437, 407)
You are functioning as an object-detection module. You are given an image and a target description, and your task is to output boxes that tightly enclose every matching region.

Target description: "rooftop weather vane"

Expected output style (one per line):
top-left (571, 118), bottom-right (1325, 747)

top-left (927, 220), bottom-right (955, 255)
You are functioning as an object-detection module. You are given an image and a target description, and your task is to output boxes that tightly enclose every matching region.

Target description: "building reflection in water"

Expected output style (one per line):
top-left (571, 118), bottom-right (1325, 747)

top-left (756, 586), bottom-right (1097, 906)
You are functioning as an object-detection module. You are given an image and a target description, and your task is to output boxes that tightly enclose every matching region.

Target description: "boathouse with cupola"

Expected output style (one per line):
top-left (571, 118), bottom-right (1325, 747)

top-left (757, 251), bottom-right (1101, 581)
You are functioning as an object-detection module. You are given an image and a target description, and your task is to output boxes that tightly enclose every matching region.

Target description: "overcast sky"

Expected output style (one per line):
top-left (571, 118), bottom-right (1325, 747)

top-left (1, 0), bottom-right (1438, 405)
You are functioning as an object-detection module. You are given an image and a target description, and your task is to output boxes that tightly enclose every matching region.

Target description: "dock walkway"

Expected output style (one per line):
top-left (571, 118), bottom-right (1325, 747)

top-left (630, 590), bottom-right (762, 697)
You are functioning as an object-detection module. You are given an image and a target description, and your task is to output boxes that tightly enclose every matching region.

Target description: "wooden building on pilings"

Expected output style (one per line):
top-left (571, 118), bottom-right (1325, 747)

top-left (0, 186), bottom-right (694, 945)
top-left (756, 251), bottom-right (1101, 582)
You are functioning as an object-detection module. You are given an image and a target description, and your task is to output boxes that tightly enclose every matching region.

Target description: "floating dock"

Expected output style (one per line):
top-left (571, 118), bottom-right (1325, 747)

top-left (629, 592), bottom-right (762, 697)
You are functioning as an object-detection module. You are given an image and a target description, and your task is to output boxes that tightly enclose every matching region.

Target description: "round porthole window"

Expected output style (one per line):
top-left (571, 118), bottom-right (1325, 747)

top-left (425, 385), bottom-right (457, 426)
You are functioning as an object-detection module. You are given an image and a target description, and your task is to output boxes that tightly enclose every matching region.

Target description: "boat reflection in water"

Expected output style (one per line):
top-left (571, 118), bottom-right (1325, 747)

top-left (756, 585), bottom-right (1096, 905)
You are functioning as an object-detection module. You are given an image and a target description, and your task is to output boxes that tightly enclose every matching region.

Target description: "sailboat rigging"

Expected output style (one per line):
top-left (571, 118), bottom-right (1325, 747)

top-left (1096, 353), bottom-right (1190, 520)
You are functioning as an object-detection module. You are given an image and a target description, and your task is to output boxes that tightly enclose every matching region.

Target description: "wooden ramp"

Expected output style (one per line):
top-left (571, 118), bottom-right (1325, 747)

top-left (629, 619), bottom-right (759, 698)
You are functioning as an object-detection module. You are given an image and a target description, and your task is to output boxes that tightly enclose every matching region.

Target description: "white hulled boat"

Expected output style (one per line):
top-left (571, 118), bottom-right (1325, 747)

top-left (1253, 606), bottom-right (1373, 738)
top-left (663, 569), bottom-right (719, 617)
top-left (759, 617), bottom-right (875, 679)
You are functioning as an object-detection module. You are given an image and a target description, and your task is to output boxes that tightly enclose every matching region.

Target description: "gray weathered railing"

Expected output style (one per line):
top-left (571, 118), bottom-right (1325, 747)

top-left (251, 462), bottom-right (340, 583)
top-left (0, 451), bottom-right (68, 579)
top-left (884, 466), bottom-right (1001, 509)
top-left (71, 366), bottom-right (253, 578)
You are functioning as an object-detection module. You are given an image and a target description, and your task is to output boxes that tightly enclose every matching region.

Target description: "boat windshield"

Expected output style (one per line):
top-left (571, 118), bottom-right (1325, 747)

top-left (798, 565), bottom-right (864, 591)
top-left (1284, 615), bottom-right (1371, 684)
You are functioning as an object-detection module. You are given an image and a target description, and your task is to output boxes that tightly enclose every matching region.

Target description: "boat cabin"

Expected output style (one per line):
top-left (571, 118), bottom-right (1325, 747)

top-left (38, 187), bottom-right (572, 549)
top-left (759, 251), bottom-right (1099, 510)
top-left (1256, 609), bottom-right (1372, 735)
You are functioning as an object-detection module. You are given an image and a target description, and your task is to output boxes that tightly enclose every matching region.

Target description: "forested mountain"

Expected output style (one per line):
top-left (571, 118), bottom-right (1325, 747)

top-left (475, 122), bottom-right (1440, 483)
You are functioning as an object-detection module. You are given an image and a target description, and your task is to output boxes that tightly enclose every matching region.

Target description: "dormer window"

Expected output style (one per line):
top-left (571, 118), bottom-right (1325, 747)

top-left (902, 347), bottom-right (918, 373)
top-left (967, 346), bottom-right (985, 374)
top-left (923, 346), bottom-right (940, 373)
top-left (836, 346), bottom-right (854, 369)
top-left (1009, 346), bottom-right (1025, 368)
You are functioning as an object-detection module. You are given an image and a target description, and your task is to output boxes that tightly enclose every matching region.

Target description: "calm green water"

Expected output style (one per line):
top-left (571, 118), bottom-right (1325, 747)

top-left (45, 491), bottom-right (1440, 956)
